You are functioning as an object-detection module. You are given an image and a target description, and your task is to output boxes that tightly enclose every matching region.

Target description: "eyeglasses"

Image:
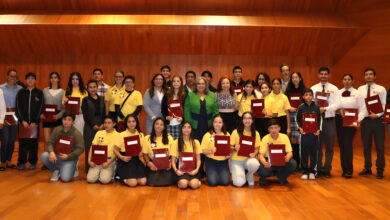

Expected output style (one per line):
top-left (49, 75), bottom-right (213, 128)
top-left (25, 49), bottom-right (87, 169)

top-left (243, 117), bottom-right (252, 121)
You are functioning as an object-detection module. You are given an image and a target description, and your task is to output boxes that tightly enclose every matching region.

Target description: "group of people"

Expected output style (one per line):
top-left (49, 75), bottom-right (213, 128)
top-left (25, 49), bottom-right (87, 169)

top-left (0, 65), bottom-right (388, 189)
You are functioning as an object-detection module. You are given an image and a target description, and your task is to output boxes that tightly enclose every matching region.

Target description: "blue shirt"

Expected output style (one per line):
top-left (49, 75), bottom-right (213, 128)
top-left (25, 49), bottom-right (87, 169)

top-left (0, 83), bottom-right (22, 108)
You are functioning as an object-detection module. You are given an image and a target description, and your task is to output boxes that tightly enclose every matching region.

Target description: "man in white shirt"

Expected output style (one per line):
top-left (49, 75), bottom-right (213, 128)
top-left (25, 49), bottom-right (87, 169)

top-left (93, 68), bottom-right (110, 97)
top-left (310, 67), bottom-right (340, 178)
top-left (280, 64), bottom-right (290, 93)
top-left (357, 68), bottom-right (386, 179)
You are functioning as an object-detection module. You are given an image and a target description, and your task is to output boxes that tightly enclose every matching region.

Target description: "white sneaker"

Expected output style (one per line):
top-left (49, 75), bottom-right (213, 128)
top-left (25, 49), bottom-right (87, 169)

top-left (50, 170), bottom-right (60, 182)
top-left (300, 174), bottom-right (308, 180)
top-left (309, 173), bottom-right (316, 180)
top-left (73, 168), bottom-right (79, 178)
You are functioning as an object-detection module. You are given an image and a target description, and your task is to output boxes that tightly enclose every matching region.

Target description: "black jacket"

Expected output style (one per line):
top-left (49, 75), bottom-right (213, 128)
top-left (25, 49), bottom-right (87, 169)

top-left (296, 101), bottom-right (322, 130)
top-left (387, 89), bottom-right (390, 104)
top-left (15, 87), bottom-right (44, 124)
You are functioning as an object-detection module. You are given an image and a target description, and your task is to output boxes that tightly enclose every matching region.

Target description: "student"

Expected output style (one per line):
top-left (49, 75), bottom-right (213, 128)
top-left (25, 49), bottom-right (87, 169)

top-left (16, 72), bottom-right (44, 170)
top-left (115, 75), bottom-right (143, 129)
top-left (86, 115), bottom-right (118, 184)
top-left (216, 76), bottom-right (238, 134)
top-left (201, 71), bottom-right (217, 92)
top-left (254, 72), bottom-right (271, 97)
top-left (161, 75), bottom-right (186, 139)
top-left (285, 72), bottom-right (306, 168)
top-left (0, 69), bottom-right (22, 171)
top-left (105, 70), bottom-right (125, 122)
top-left (336, 74), bottom-right (362, 178)
top-left (143, 73), bottom-right (166, 134)
top-left (296, 88), bottom-right (321, 180)
top-left (357, 68), bottom-right (387, 179)
top-left (280, 64), bottom-right (291, 93)
top-left (201, 114), bottom-right (231, 186)
top-left (264, 78), bottom-right (291, 135)
top-left (184, 71), bottom-right (196, 93)
top-left (258, 119), bottom-right (297, 185)
top-left (62, 72), bottom-right (88, 135)
top-left (142, 117), bottom-right (175, 186)
top-left (387, 88), bottom-right (390, 135)
top-left (82, 80), bottom-right (105, 172)
top-left (230, 112), bottom-right (260, 187)
top-left (171, 122), bottom-right (202, 189)
top-left (236, 80), bottom-right (258, 119)
top-left (255, 82), bottom-right (272, 138)
top-left (40, 111), bottom-right (84, 182)
top-left (161, 65), bottom-right (172, 88)
top-left (92, 68), bottom-right (110, 97)
top-left (114, 114), bottom-right (147, 187)
top-left (232, 66), bottom-right (245, 87)
top-left (310, 67), bottom-right (340, 178)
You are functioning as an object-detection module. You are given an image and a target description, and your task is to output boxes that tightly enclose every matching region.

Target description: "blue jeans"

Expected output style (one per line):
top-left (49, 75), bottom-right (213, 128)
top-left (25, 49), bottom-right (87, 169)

top-left (230, 158), bottom-right (260, 187)
top-left (258, 159), bottom-right (297, 182)
top-left (1, 125), bottom-right (18, 163)
top-left (40, 152), bottom-right (77, 182)
top-left (205, 157), bottom-right (230, 186)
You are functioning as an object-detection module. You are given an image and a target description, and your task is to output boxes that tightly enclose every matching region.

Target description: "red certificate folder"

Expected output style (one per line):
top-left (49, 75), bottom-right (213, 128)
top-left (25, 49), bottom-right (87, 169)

top-left (214, 135), bottom-right (230, 157)
top-left (4, 108), bottom-right (17, 125)
top-left (302, 114), bottom-right (318, 133)
top-left (237, 135), bottom-right (256, 157)
top-left (289, 93), bottom-right (302, 108)
top-left (343, 108), bottom-right (358, 127)
top-left (383, 104), bottom-right (390, 123)
top-left (18, 125), bottom-right (38, 139)
top-left (315, 92), bottom-right (330, 108)
top-left (251, 99), bottom-right (265, 118)
top-left (232, 86), bottom-right (243, 95)
top-left (43, 104), bottom-right (58, 122)
top-left (268, 144), bottom-right (285, 166)
top-left (65, 97), bottom-right (81, 115)
top-left (124, 135), bottom-right (141, 157)
top-left (365, 95), bottom-right (384, 114)
top-left (91, 145), bottom-right (108, 165)
top-left (54, 134), bottom-right (74, 155)
top-left (168, 100), bottom-right (184, 118)
top-left (179, 152), bottom-right (196, 173)
top-left (152, 148), bottom-right (170, 170)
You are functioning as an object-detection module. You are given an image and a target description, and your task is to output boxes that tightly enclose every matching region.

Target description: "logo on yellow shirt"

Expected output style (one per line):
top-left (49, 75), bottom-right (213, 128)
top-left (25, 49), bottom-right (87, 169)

top-left (112, 89), bottom-right (117, 94)
top-left (120, 93), bottom-right (125, 98)
top-left (99, 137), bottom-right (104, 143)
top-left (151, 142), bottom-right (157, 148)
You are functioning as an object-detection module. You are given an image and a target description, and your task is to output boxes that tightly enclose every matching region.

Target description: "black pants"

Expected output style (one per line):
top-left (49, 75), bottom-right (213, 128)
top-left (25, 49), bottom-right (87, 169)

top-left (255, 118), bottom-right (270, 138)
top-left (361, 117), bottom-right (386, 172)
top-left (301, 133), bottom-right (319, 174)
top-left (220, 112), bottom-right (238, 134)
top-left (275, 116), bottom-right (287, 134)
top-left (318, 118), bottom-right (336, 172)
top-left (18, 138), bottom-right (39, 165)
top-left (335, 115), bottom-right (356, 175)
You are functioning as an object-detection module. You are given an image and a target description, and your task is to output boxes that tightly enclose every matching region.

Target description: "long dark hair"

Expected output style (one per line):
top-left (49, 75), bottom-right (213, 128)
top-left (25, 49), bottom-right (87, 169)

top-left (237, 112), bottom-right (256, 137)
top-left (149, 73), bottom-right (167, 98)
top-left (124, 114), bottom-right (141, 133)
top-left (241, 80), bottom-right (257, 100)
top-left (166, 75), bottom-right (186, 102)
top-left (255, 72), bottom-right (271, 87)
top-left (178, 121), bottom-right (196, 153)
top-left (49, 72), bottom-right (60, 89)
top-left (65, 72), bottom-right (86, 96)
top-left (285, 72), bottom-right (306, 96)
top-left (208, 114), bottom-right (228, 135)
top-left (150, 117), bottom-right (169, 145)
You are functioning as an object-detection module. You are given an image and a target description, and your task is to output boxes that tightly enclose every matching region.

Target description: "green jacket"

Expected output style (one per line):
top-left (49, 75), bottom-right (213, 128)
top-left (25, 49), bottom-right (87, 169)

top-left (184, 92), bottom-right (219, 129)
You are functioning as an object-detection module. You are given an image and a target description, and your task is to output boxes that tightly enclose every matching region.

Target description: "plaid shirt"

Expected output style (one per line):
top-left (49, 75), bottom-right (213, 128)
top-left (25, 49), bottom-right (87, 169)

top-left (97, 82), bottom-right (110, 97)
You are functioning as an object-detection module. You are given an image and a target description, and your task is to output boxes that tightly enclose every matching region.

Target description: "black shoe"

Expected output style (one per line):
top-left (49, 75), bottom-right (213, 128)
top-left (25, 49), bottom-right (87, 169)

top-left (6, 164), bottom-right (17, 169)
top-left (376, 172), bottom-right (384, 179)
top-left (324, 171), bottom-right (331, 178)
top-left (259, 177), bottom-right (267, 186)
top-left (344, 173), bottom-right (352, 179)
top-left (41, 165), bottom-right (48, 170)
top-left (280, 179), bottom-right (290, 186)
top-left (358, 169), bottom-right (372, 176)
top-left (0, 166), bottom-right (5, 171)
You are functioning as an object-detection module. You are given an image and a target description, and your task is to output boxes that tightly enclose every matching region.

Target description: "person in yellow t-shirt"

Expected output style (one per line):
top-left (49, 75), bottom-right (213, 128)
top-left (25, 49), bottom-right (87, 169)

top-left (142, 117), bottom-right (174, 186)
top-left (170, 121), bottom-right (201, 189)
top-left (230, 112), bottom-right (260, 187)
top-left (263, 78), bottom-right (292, 135)
top-left (105, 70), bottom-right (124, 122)
top-left (201, 114), bottom-right (231, 186)
top-left (86, 115), bottom-right (119, 184)
top-left (258, 119), bottom-right (297, 186)
top-left (114, 75), bottom-right (143, 131)
top-left (236, 80), bottom-right (258, 117)
top-left (62, 72), bottom-right (88, 135)
top-left (114, 114), bottom-right (147, 187)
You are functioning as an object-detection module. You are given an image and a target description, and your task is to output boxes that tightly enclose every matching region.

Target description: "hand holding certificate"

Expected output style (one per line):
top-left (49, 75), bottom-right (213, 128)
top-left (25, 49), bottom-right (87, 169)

top-left (179, 152), bottom-right (196, 173)
top-left (214, 135), bottom-right (230, 157)
top-left (343, 108), bottom-right (358, 127)
top-left (65, 97), bottom-right (81, 115)
top-left (54, 135), bottom-right (74, 155)
top-left (251, 99), bottom-right (265, 118)
top-left (268, 144), bottom-right (285, 166)
top-left (124, 135), bottom-right (141, 157)
top-left (315, 92), bottom-right (330, 108)
top-left (365, 95), bottom-right (383, 114)
top-left (152, 148), bottom-right (170, 170)
top-left (167, 100), bottom-right (183, 118)
top-left (302, 114), bottom-right (318, 134)
top-left (289, 93), bottom-right (302, 108)
top-left (43, 104), bottom-right (58, 122)
top-left (383, 104), bottom-right (390, 123)
top-left (91, 145), bottom-right (108, 165)
top-left (237, 135), bottom-right (255, 157)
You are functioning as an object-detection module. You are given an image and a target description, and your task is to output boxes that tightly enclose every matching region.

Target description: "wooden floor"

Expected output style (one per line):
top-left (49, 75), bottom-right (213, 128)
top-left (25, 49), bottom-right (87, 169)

top-left (1, 136), bottom-right (390, 220)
